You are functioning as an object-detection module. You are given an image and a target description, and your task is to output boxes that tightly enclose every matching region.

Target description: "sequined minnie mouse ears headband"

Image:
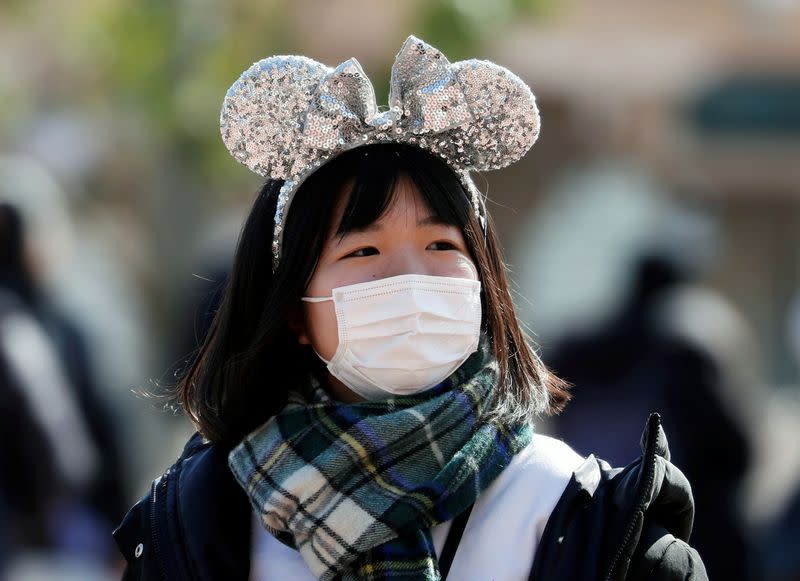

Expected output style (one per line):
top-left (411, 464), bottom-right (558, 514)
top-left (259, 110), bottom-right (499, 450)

top-left (220, 35), bottom-right (540, 269)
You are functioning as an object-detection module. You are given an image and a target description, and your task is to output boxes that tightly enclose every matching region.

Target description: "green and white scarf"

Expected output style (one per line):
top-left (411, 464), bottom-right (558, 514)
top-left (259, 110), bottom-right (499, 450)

top-left (228, 338), bottom-right (533, 581)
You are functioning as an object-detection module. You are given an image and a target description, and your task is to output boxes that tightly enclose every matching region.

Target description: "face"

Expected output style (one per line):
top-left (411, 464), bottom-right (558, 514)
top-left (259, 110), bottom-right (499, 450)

top-left (293, 174), bottom-right (479, 401)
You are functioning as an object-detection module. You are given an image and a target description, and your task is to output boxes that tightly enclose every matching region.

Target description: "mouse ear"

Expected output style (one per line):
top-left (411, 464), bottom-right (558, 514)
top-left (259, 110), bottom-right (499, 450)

top-left (386, 36), bottom-right (540, 172)
top-left (220, 55), bottom-right (332, 179)
top-left (449, 58), bottom-right (541, 171)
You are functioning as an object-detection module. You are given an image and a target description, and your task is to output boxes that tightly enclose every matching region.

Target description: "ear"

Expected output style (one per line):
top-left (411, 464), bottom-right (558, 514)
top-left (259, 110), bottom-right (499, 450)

top-left (287, 303), bottom-right (311, 345)
top-left (220, 55), bottom-right (332, 178)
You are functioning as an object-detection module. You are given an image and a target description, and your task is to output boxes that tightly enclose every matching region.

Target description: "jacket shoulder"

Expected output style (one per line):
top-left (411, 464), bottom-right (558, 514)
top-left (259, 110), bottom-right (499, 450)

top-left (113, 432), bottom-right (251, 580)
top-left (113, 486), bottom-right (161, 580)
top-left (113, 433), bottom-right (206, 580)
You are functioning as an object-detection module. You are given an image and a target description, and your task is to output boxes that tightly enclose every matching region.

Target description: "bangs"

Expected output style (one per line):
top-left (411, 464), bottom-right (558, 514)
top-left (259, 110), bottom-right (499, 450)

top-left (329, 144), bottom-right (473, 237)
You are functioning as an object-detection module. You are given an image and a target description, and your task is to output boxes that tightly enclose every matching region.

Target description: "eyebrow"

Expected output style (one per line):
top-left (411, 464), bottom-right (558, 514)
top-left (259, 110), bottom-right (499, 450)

top-left (417, 215), bottom-right (451, 227)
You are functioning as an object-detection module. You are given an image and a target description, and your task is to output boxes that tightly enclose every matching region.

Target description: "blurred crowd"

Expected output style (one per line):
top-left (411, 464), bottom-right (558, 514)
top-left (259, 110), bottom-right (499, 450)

top-left (2, 1), bottom-right (800, 580)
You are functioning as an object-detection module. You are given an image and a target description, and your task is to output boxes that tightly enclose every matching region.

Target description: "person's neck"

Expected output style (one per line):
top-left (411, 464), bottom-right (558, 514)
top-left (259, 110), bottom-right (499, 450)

top-left (323, 372), bottom-right (365, 403)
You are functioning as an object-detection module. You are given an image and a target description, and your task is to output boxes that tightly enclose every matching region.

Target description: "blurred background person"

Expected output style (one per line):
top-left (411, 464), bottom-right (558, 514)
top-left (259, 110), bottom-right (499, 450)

top-left (544, 249), bottom-right (753, 579)
top-left (755, 291), bottom-right (800, 581)
top-left (0, 200), bottom-right (124, 578)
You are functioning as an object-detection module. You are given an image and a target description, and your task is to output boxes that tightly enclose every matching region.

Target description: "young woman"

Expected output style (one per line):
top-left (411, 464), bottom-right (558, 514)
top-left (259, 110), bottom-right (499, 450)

top-left (114, 36), bottom-right (707, 580)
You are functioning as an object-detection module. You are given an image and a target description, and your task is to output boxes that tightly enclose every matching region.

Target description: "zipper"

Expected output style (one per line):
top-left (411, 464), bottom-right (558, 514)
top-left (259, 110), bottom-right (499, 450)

top-left (603, 414), bottom-right (660, 581)
top-left (150, 471), bottom-right (170, 581)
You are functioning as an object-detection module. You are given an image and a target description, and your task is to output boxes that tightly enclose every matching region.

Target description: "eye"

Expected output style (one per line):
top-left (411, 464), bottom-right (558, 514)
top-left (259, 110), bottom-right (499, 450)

top-left (344, 246), bottom-right (379, 258)
top-left (427, 241), bottom-right (459, 251)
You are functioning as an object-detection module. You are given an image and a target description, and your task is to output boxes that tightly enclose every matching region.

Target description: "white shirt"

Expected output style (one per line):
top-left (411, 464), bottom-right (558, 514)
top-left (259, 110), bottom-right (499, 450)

top-left (250, 433), bottom-right (584, 580)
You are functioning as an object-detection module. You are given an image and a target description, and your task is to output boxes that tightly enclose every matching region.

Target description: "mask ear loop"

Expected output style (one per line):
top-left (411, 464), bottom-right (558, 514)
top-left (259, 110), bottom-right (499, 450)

top-left (299, 295), bottom-right (334, 364)
top-left (301, 296), bottom-right (333, 303)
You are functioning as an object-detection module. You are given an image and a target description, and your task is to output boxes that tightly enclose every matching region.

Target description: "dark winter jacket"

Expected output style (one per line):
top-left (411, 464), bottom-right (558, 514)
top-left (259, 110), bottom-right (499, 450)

top-left (114, 413), bottom-right (707, 580)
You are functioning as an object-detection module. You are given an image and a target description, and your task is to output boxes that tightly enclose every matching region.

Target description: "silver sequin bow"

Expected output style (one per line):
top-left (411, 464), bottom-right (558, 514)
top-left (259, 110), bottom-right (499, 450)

top-left (220, 35), bottom-right (541, 269)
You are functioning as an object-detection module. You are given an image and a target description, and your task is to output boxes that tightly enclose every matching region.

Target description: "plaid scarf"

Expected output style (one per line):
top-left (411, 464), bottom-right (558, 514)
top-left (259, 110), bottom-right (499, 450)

top-left (228, 339), bottom-right (533, 581)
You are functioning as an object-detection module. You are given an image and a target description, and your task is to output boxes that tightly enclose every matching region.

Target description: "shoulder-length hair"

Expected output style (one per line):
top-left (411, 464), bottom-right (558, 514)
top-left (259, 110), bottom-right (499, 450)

top-left (174, 143), bottom-right (570, 448)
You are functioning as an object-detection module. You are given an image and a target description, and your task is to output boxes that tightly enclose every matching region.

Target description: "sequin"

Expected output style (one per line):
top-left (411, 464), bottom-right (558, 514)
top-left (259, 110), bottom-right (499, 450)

top-left (219, 35), bottom-right (540, 269)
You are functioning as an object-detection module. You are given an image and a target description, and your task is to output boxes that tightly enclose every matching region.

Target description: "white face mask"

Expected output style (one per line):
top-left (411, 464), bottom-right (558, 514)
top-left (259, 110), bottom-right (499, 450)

top-left (301, 274), bottom-right (482, 400)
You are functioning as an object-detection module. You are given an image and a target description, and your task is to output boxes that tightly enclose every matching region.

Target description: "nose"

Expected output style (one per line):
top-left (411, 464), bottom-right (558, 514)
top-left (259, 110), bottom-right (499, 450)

top-left (381, 247), bottom-right (433, 279)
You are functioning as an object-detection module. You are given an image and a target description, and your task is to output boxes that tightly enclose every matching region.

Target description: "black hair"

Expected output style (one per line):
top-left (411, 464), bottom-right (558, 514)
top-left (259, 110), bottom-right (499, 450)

top-left (174, 143), bottom-right (570, 447)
